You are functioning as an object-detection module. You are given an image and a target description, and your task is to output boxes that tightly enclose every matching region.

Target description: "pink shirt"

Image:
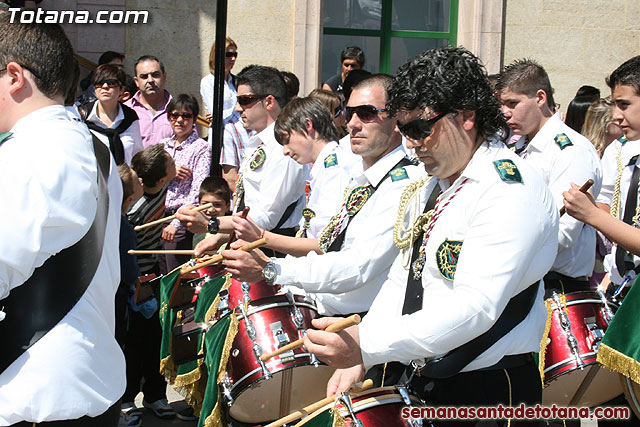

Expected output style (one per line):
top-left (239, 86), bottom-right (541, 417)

top-left (125, 90), bottom-right (174, 147)
top-left (162, 130), bottom-right (211, 229)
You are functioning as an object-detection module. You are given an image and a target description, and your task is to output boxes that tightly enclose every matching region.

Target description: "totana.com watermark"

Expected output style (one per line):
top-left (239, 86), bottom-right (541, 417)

top-left (8, 8), bottom-right (149, 24)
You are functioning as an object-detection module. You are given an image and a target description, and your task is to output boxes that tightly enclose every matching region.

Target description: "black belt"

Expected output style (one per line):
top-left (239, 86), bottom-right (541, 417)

top-left (543, 271), bottom-right (590, 295)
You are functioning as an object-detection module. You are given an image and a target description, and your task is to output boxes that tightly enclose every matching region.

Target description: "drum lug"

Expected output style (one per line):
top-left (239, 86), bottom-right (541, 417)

top-left (252, 342), bottom-right (272, 379)
top-left (301, 330), bottom-right (320, 366)
top-left (285, 290), bottom-right (305, 330)
top-left (585, 319), bottom-right (605, 352)
top-left (552, 292), bottom-right (572, 331)
top-left (396, 384), bottom-right (413, 406)
top-left (241, 281), bottom-right (251, 305)
top-left (596, 289), bottom-right (615, 324)
top-left (338, 393), bottom-right (364, 427)
top-left (221, 372), bottom-right (234, 407)
top-left (567, 332), bottom-right (584, 368)
top-left (218, 290), bottom-right (230, 315)
top-left (239, 302), bottom-right (257, 341)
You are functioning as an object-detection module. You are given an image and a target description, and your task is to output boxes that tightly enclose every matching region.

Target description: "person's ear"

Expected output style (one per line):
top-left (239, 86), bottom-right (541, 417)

top-left (459, 110), bottom-right (476, 131)
top-left (535, 89), bottom-right (548, 109)
top-left (5, 62), bottom-right (28, 95)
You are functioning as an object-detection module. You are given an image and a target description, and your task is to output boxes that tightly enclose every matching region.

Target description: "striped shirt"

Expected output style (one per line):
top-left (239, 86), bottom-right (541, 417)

top-left (126, 185), bottom-right (168, 275)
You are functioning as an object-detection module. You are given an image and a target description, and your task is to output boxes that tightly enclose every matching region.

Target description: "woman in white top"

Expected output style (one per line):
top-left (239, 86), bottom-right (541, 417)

top-left (200, 36), bottom-right (251, 192)
top-left (83, 63), bottom-right (142, 165)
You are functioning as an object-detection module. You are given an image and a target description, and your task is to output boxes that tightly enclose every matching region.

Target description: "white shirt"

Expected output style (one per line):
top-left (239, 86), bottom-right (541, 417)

top-left (235, 123), bottom-right (309, 230)
top-left (521, 113), bottom-right (602, 278)
top-left (275, 146), bottom-right (427, 315)
top-left (360, 141), bottom-right (558, 371)
top-left (302, 141), bottom-right (360, 238)
top-left (86, 102), bottom-right (143, 165)
top-left (0, 105), bottom-right (125, 423)
top-left (200, 73), bottom-right (237, 122)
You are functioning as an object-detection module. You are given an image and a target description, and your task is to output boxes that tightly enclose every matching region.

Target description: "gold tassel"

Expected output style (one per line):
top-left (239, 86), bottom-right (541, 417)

top-left (538, 299), bottom-right (554, 387)
top-left (597, 343), bottom-right (640, 385)
top-left (331, 405), bottom-right (346, 427)
top-left (204, 314), bottom-right (240, 427)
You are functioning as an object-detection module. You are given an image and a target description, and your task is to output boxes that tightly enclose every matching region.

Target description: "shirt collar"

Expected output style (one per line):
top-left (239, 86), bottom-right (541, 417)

top-left (165, 130), bottom-right (199, 149)
top-left (529, 112), bottom-right (562, 153)
top-left (129, 90), bottom-right (172, 113)
top-left (11, 105), bottom-right (70, 134)
top-left (440, 138), bottom-right (502, 191)
top-left (352, 144), bottom-right (406, 187)
top-left (311, 140), bottom-right (339, 178)
top-left (256, 122), bottom-right (276, 146)
top-left (87, 102), bottom-right (124, 128)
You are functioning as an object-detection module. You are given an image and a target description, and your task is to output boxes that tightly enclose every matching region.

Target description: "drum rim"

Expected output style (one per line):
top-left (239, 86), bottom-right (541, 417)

top-left (233, 300), bottom-right (317, 320)
top-left (544, 354), bottom-right (597, 378)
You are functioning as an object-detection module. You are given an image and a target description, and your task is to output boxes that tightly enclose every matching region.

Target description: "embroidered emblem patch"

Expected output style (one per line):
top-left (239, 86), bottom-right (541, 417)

top-left (324, 153), bottom-right (338, 168)
top-left (250, 147), bottom-right (266, 170)
top-left (390, 167), bottom-right (409, 182)
top-left (493, 159), bottom-right (523, 183)
top-left (618, 134), bottom-right (629, 145)
top-left (0, 131), bottom-right (13, 146)
top-left (629, 154), bottom-right (639, 167)
top-left (554, 133), bottom-right (573, 150)
top-left (436, 239), bottom-right (463, 281)
top-left (345, 186), bottom-right (372, 216)
top-left (302, 208), bottom-right (316, 230)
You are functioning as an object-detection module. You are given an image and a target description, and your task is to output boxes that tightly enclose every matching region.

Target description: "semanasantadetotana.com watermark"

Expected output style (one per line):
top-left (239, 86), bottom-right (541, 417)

top-left (8, 8), bottom-right (149, 24)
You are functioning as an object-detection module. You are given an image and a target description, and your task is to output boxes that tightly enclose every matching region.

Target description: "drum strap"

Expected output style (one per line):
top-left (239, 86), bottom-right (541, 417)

top-left (616, 164), bottom-right (640, 277)
top-left (0, 134), bottom-right (111, 374)
top-left (327, 157), bottom-right (414, 252)
top-left (417, 280), bottom-right (540, 379)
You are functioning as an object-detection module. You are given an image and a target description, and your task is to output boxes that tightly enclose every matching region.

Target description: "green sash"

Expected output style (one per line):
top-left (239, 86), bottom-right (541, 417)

top-left (158, 268), bottom-right (182, 381)
top-left (598, 276), bottom-right (640, 383)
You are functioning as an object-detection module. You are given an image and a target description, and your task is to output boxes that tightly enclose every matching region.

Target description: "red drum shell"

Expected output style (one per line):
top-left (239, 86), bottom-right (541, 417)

top-left (226, 278), bottom-right (280, 309)
top-left (542, 291), bottom-right (621, 407)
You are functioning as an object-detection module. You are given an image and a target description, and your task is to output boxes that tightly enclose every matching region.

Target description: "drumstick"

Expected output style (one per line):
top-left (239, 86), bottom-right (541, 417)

top-left (560, 179), bottom-right (594, 216)
top-left (179, 237), bottom-right (268, 275)
top-left (133, 203), bottom-right (213, 231)
top-left (263, 379), bottom-right (374, 427)
top-left (260, 314), bottom-right (361, 362)
top-left (128, 249), bottom-right (196, 255)
top-left (226, 206), bottom-right (250, 246)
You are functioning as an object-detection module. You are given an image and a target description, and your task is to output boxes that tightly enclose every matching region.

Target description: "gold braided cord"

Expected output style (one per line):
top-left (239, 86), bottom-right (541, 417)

top-left (610, 143), bottom-right (624, 220)
top-left (538, 299), bottom-right (553, 387)
top-left (393, 177), bottom-right (431, 250)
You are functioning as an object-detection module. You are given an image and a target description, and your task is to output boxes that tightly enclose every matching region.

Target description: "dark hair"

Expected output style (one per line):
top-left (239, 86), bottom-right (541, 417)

top-left (607, 56), bottom-right (640, 95)
top-left (167, 93), bottom-right (199, 118)
top-left (92, 63), bottom-right (126, 87)
top-left (236, 65), bottom-right (287, 108)
top-left (118, 163), bottom-right (136, 202)
top-left (342, 69), bottom-right (372, 102)
top-left (199, 176), bottom-right (231, 203)
top-left (281, 70), bottom-right (300, 100)
top-left (64, 59), bottom-right (80, 106)
top-left (341, 46), bottom-right (365, 67)
top-left (565, 95), bottom-right (597, 133)
top-left (131, 144), bottom-right (170, 187)
top-left (353, 73), bottom-right (393, 103)
top-left (274, 97), bottom-right (341, 145)
top-left (0, 12), bottom-right (76, 99)
top-left (98, 51), bottom-right (124, 66)
top-left (576, 85), bottom-right (600, 99)
top-left (122, 74), bottom-right (137, 97)
top-left (388, 47), bottom-right (508, 140)
top-left (133, 55), bottom-right (165, 76)
top-left (496, 59), bottom-right (555, 110)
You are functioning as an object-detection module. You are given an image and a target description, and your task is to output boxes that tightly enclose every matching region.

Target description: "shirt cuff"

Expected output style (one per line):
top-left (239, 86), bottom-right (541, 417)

top-left (359, 319), bottom-right (390, 369)
top-left (275, 255), bottom-right (300, 286)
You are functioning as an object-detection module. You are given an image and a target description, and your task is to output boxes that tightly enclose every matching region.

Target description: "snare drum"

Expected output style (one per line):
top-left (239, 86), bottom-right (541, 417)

top-left (296, 386), bottom-right (422, 427)
top-left (542, 290), bottom-right (622, 407)
top-left (220, 293), bottom-right (334, 424)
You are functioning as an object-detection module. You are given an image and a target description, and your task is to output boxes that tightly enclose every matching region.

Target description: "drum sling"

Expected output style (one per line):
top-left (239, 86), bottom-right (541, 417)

top-left (0, 134), bottom-right (110, 374)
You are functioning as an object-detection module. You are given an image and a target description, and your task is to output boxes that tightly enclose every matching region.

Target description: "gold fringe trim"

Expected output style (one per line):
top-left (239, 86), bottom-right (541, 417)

top-left (597, 343), bottom-right (640, 385)
top-left (204, 314), bottom-right (240, 427)
top-left (538, 299), bottom-right (554, 387)
top-left (331, 405), bottom-right (346, 427)
top-left (160, 354), bottom-right (177, 385)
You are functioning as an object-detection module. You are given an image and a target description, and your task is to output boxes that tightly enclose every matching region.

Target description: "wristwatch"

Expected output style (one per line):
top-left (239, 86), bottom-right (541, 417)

top-left (262, 258), bottom-right (278, 286)
top-left (207, 217), bottom-right (219, 234)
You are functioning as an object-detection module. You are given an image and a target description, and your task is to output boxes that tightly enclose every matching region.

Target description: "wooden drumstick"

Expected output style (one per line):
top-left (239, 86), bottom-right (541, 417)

top-left (560, 179), bottom-right (594, 216)
top-left (260, 314), bottom-right (361, 362)
top-left (263, 379), bottom-right (374, 427)
top-left (133, 203), bottom-right (213, 231)
top-left (128, 249), bottom-right (196, 255)
top-left (179, 237), bottom-right (268, 275)
top-left (225, 206), bottom-right (250, 246)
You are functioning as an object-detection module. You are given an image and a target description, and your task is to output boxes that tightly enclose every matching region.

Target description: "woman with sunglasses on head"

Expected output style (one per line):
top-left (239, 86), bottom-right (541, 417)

top-left (200, 36), bottom-right (251, 193)
top-left (82, 63), bottom-right (142, 165)
top-left (159, 94), bottom-right (212, 272)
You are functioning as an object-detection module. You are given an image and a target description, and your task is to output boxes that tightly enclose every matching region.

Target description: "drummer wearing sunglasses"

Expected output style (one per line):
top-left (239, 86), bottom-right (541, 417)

top-left (304, 48), bottom-right (559, 424)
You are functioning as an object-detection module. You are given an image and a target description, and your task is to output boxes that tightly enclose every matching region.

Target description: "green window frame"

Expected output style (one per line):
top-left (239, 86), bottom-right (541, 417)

top-left (323, 0), bottom-right (458, 75)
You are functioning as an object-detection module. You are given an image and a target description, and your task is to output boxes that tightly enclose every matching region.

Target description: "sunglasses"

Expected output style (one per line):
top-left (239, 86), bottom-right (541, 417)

top-left (0, 63), bottom-right (41, 79)
top-left (94, 79), bottom-right (121, 89)
top-left (226, 52), bottom-right (238, 58)
top-left (344, 104), bottom-right (387, 123)
top-left (397, 112), bottom-right (448, 140)
top-left (333, 105), bottom-right (343, 118)
top-left (237, 94), bottom-right (270, 106)
top-left (168, 112), bottom-right (194, 121)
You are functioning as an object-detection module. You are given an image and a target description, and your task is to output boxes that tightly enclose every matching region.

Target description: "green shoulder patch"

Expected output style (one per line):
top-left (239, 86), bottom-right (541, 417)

top-left (493, 159), bottom-right (523, 183)
top-left (618, 134), bottom-right (629, 145)
top-left (0, 132), bottom-right (13, 146)
top-left (629, 154), bottom-right (640, 167)
top-left (554, 133), bottom-right (573, 150)
top-left (250, 147), bottom-right (266, 170)
top-left (324, 153), bottom-right (338, 168)
top-left (389, 167), bottom-right (409, 182)
top-left (436, 239), bottom-right (463, 281)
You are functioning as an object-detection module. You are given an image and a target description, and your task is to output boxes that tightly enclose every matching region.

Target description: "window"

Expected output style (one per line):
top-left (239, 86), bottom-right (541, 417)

top-left (321, 0), bottom-right (458, 83)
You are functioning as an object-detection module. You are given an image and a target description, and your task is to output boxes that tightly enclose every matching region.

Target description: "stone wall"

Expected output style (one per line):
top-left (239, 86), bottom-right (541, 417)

top-left (503, 0), bottom-right (640, 113)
